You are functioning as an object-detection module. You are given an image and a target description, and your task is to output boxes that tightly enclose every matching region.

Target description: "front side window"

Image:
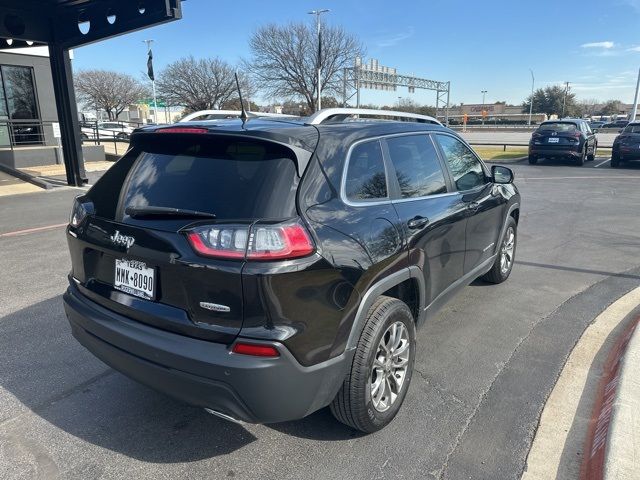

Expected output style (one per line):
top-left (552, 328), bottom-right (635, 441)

top-left (436, 134), bottom-right (487, 191)
top-left (386, 135), bottom-right (446, 198)
top-left (345, 140), bottom-right (387, 201)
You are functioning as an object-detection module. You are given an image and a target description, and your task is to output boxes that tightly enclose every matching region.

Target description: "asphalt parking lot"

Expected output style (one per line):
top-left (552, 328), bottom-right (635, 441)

top-left (2, 158), bottom-right (640, 479)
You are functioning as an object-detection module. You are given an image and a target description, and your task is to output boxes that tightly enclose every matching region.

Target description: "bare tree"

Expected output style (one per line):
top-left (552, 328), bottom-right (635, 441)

top-left (156, 56), bottom-right (252, 113)
top-left (247, 22), bottom-right (364, 111)
top-left (74, 70), bottom-right (149, 120)
top-left (576, 98), bottom-right (600, 118)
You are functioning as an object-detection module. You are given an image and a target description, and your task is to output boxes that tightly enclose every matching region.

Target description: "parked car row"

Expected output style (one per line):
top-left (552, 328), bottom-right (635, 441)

top-left (528, 119), bottom-right (639, 168)
top-left (528, 119), bottom-right (597, 166)
top-left (612, 122), bottom-right (640, 167)
top-left (80, 121), bottom-right (136, 140)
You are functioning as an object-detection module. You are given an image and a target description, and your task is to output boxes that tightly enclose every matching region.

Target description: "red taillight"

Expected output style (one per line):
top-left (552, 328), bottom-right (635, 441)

top-left (157, 127), bottom-right (208, 134)
top-left (232, 342), bottom-right (280, 357)
top-left (185, 220), bottom-right (314, 261)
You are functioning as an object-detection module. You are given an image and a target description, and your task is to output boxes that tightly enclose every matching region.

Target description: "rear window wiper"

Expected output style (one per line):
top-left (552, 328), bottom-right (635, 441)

top-left (125, 206), bottom-right (217, 219)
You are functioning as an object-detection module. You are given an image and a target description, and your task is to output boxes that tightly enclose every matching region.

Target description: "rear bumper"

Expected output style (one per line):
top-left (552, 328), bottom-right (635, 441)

top-left (63, 281), bottom-right (351, 424)
top-left (617, 146), bottom-right (640, 160)
top-left (529, 145), bottom-right (582, 157)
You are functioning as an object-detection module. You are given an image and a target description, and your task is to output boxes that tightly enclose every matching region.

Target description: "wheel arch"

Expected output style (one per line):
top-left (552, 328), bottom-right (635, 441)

top-left (345, 267), bottom-right (425, 352)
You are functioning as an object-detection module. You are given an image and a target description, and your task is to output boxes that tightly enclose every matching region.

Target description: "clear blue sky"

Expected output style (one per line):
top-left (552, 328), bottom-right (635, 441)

top-left (73, 0), bottom-right (640, 107)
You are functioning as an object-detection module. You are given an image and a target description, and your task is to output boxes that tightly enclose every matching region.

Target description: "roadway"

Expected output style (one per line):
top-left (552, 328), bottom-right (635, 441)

top-left (1, 159), bottom-right (640, 479)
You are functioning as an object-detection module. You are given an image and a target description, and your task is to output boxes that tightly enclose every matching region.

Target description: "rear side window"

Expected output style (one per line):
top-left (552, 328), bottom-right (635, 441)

top-left (90, 136), bottom-right (299, 221)
top-left (345, 140), bottom-right (387, 201)
top-left (435, 134), bottom-right (487, 191)
top-left (386, 135), bottom-right (446, 198)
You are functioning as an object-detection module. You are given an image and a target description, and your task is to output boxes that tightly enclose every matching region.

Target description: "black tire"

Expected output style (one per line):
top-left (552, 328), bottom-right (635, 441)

top-left (528, 155), bottom-right (538, 165)
top-left (575, 145), bottom-right (586, 166)
top-left (482, 216), bottom-right (517, 284)
top-left (330, 296), bottom-right (416, 433)
top-left (611, 153), bottom-right (621, 168)
top-left (116, 132), bottom-right (128, 140)
top-left (81, 133), bottom-right (88, 140)
top-left (588, 143), bottom-right (597, 162)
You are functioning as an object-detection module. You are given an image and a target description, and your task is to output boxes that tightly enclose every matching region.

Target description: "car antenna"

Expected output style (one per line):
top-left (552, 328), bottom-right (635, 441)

top-left (235, 71), bottom-right (253, 125)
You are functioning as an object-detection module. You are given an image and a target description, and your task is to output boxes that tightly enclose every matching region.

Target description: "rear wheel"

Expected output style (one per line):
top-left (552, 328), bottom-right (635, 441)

top-left (611, 153), bottom-right (621, 168)
top-left (482, 216), bottom-right (517, 284)
top-left (575, 145), bottom-right (586, 166)
top-left (528, 155), bottom-right (538, 165)
top-left (330, 296), bottom-right (416, 433)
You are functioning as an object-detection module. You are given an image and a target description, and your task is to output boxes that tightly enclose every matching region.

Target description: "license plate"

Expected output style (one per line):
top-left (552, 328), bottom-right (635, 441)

top-left (548, 138), bottom-right (560, 143)
top-left (114, 259), bottom-right (155, 300)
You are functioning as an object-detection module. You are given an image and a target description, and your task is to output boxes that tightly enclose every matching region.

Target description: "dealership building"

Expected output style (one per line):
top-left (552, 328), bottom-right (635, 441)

top-left (0, 46), bottom-right (103, 169)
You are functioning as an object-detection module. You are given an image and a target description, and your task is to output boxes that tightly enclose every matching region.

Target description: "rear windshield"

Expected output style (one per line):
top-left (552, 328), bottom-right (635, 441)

top-left (538, 122), bottom-right (578, 132)
top-left (90, 136), bottom-right (299, 221)
top-left (623, 124), bottom-right (640, 134)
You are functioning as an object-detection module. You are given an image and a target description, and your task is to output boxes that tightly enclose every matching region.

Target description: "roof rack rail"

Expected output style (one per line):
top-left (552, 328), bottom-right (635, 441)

top-left (179, 110), bottom-right (297, 123)
top-left (306, 108), bottom-right (442, 126)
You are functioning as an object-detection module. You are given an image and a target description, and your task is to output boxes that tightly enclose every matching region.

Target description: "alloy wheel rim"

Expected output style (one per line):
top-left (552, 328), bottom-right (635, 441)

top-left (370, 321), bottom-right (410, 413)
top-left (500, 226), bottom-right (515, 274)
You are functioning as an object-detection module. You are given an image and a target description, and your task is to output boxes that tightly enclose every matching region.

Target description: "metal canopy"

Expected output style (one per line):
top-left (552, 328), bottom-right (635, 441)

top-left (0, 0), bottom-right (182, 49)
top-left (0, 0), bottom-right (183, 186)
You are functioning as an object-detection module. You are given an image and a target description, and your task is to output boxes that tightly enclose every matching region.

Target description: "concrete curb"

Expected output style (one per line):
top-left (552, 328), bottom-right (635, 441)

top-left (604, 320), bottom-right (640, 479)
top-left (0, 162), bottom-right (53, 190)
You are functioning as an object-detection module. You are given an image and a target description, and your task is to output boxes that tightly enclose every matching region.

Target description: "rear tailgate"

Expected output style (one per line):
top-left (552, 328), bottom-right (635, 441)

top-left (68, 132), bottom-right (311, 344)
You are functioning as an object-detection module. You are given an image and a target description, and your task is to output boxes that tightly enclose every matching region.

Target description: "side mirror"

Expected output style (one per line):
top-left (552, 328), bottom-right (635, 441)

top-left (619, 129), bottom-right (623, 133)
top-left (492, 165), bottom-right (514, 184)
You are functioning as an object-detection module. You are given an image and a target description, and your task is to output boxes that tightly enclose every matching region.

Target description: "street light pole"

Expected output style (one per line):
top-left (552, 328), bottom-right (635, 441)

top-left (528, 69), bottom-right (535, 126)
top-left (308, 9), bottom-right (330, 112)
top-left (481, 90), bottom-right (487, 125)
top-left (143, 39), bottom-right (158, 123)
top-left (562, 81), bottom-right (570, 118)
top-left (631, 66), bottom-right (640, 122)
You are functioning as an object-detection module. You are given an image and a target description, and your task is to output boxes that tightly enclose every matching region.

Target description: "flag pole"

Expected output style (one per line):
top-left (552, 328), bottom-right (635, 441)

top-left (143, 39), bottom-right (158, 123)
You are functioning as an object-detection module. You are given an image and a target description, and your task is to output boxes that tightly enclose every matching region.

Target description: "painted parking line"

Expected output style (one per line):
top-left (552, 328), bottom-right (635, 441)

top-left (0, 223), bottom-right (68, 238)
top-left (594, 158), bottom-right (611, 168)
top-left (523, 175), bottom-right (640, 180)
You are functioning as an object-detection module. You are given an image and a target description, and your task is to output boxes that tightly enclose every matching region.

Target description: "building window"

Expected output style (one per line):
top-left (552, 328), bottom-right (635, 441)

top-left (0, 65), bottom-right (41, 146)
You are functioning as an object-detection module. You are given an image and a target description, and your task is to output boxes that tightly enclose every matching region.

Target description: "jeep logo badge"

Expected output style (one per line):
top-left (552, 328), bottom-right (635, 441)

top-left (110, 230), bottom-right (135, 249)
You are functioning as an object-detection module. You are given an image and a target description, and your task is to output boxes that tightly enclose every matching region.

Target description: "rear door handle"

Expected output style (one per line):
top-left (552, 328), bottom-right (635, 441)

top-left (407, 216), bottom-right (429, 229)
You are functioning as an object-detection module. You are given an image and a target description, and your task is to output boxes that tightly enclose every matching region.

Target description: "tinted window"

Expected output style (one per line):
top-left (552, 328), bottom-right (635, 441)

top-left (623, 124), bottom-right (640, 134)
top-left (538, 122), bottom-right (577, 132)
top-left (345, 140), bottom-right (387, 201)
top-left (386, 135), bottom-right (446, 198)
top-left (91, 136), bottom-right (299, 221)
top-left (436, 135), bottom-right (487, 191)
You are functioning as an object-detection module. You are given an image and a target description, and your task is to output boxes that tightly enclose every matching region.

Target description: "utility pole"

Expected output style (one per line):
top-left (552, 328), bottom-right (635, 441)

top-left (631, 67), bottom-right (640, 122)
top-left (143, 39), bottom-right (158, 123)
top-left (528, 69), bottom-right (535, 126)
top-left (562, 81), bottom-right (570, 118)
top-left (308, 9), bottom-right (330, 112)
top-left (481, 90), bottom-right (487, 125)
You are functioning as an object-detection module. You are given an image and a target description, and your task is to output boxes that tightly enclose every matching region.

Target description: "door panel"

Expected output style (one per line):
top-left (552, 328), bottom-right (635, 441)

top-left (384, 134), bottom-right (467, 303)
top-left (434, 133), bottom-right (505, 274)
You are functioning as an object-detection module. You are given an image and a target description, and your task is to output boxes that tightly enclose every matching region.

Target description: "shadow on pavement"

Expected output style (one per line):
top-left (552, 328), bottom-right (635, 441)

top-left (0, 296), bottom-right (257, 462)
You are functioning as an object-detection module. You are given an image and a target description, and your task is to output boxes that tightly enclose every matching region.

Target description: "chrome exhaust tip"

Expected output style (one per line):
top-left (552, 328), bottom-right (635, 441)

top-left (204, 408), bottom-right (247, 425)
